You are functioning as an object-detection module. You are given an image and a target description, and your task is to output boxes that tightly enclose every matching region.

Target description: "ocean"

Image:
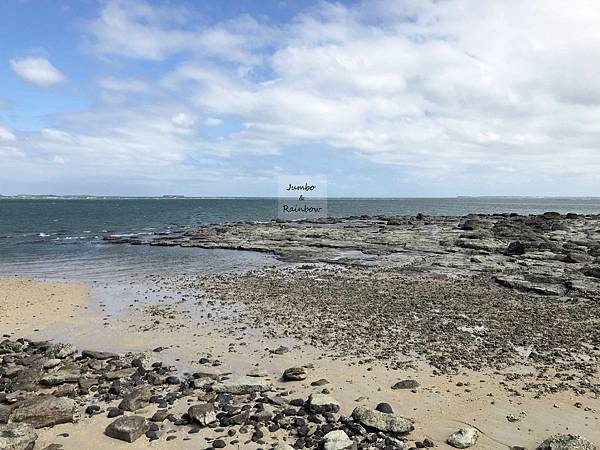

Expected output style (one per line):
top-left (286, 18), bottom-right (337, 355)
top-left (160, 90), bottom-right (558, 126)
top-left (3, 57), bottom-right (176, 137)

top-left (1, 197), bottom-right (599, 280)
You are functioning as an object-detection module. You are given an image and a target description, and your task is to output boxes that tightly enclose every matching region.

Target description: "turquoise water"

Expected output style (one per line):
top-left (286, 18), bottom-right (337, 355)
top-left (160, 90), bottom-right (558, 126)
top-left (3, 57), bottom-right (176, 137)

top-left (1, 197), bottom-right (599, 279)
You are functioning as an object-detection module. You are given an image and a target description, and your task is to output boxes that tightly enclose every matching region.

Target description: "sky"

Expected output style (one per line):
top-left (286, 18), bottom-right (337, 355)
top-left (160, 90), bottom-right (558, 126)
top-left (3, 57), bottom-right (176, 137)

top-left (1, 0), bottom-right (600, 197)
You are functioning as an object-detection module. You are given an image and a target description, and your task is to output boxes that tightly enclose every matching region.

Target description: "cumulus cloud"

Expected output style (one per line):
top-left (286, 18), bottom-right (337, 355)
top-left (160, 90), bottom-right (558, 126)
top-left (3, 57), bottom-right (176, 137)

top-left (9, 57), bottom-right (66, 87)
top-left (6, 0), bottom-right (600, 194)
top-left (0, 125), bottom-right (16, 142)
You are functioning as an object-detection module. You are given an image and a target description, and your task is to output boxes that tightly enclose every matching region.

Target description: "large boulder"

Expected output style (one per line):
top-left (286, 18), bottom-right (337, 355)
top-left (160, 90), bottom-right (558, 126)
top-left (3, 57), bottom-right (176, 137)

top-left (105, 416), bottom-right (148, 443)
top-left (118, 386), bottom-right (151, 412)
top-left (323, 430), bottom-right (357, 450)
top-left (9, 395), bottom-right (75, 429)
top-left (537, 434), bottom-right (596, 450)
top-left (0, 423), bottom-right (38, 450)
top-left (351, 406), bottom-right (414, 433)
top-left (212, 375), bottom-right (270, 394)
top-left (447, 427), bottom-right (479, 448)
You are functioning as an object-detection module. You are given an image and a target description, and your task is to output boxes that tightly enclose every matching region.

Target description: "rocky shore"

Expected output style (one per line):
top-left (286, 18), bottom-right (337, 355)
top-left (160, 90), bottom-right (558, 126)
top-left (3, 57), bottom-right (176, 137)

top-left (0, 338), bottom-right (596, 450)
top-left (104, 212), bottom-right (600, 300)
top-left (2, 212), bottom-right (599, 449)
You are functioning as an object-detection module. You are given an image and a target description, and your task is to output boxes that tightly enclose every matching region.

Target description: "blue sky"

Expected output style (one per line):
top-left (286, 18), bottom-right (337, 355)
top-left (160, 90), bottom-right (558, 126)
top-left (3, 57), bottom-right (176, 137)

top-left (1, 0), bottom-right (600, 196)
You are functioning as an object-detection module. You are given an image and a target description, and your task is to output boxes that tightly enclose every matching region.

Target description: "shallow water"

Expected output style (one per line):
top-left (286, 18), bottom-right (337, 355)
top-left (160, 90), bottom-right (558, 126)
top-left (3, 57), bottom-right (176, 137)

top-left (1, 196), bottom-right (599, 279)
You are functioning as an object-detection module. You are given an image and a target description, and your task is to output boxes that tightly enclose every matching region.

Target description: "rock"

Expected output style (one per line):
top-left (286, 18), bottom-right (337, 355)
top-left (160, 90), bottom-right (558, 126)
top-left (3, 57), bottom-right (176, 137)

top-left (9, 395), bottom-right (75, 428)
top-left (105, 416), bottom-right (148, 443)
top-left (273, 444), bottom-right (295, 450)
top-left (310, 379), bottom-right (330, 386)
top-left (188, 403), bottom-right (217, 426)
top-left (307, 393), bottom-right (340, 414)
top-left (42, 359), bottom-right (62, 370)
top-left (447, 427), bottom-right (479, 448)
top-left (506, 241), bottom-right (526, 255)
top-left (375, 402), bottom-right (393, 414)
top-left (0, 423), bottom-right (38, 450)
top-left (582, 267), bottom-right (600, 279)
top-left (118, 386), bottom-right (151, 411)
top-left (282, 367), bottom-right (307, 381)
top-left (537, 434), bottom-right (596, 450)
top-left (39, 371), bottom-right (80, 386)
top-left (247, 368), bottom-right (269, 377)
top-left (52, 343), bottom-right (76, 359)
top-left (212, 375), bottom-right (270, 394)
top-left (105, 368), bottom-right (137, 380)
top-left (106, 408), bottom-right (123, 418)
top-left (391, 379), bottom-right (419, 390)
top-left (564, 252), bottom-right (593, 263)
top-left (81, 350), bottom-right (119, 360)
top-left (323, 430), bottom-right (357, 450)
top-left (351, 406), bottom-right (414, 433)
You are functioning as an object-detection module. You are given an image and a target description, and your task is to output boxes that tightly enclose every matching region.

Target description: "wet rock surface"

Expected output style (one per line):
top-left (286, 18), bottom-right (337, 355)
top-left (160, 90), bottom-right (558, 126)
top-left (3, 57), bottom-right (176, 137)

top-left (105, 213), bottom-right (600, 301)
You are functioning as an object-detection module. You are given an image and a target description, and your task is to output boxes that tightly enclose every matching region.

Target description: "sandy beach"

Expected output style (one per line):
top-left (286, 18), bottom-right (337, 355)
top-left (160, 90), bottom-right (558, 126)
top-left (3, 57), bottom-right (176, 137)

top-left (1, 215), bottom-right (599, 450)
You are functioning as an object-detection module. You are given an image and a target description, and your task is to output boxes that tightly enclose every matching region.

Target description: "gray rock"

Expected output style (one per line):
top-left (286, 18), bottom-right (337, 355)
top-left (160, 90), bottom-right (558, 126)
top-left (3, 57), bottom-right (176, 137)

top-left (52, 343), bottom-right (76, 359)
top-left (282, 367), bottom-right (307, 381)
top-left (212, 375), bottom-right (270, 394)
top-left (188, 403), bottom-right (217, 426)
top-left (81, 350), bottom-right (119, 360)
top-left (564, 252), bottom-right (593, 263)
top-left (447, 427), bottom-right (479, 448)
top-left (9, 395), bottom-right (75, 429)
top-left (307, 393), bottom-right (340, 414)
top-left (0, 423), bottom-right (38, 450)
top-left (105, 415), bottom-right (148, 443)
top-left (323, 430), bottom-right (357, 450)
top-left (537, 434), bottom-right (596, 450)
top-left (39, 371), bottom-right (80, 386)
top-left (273, 444), bottom-right (295, 450)
top-left (118, 386), bottom-right (151, 412)
top-left (351, 406), bottom-right (414, 433)
top-left (391, 379), bottom-right (419, 390)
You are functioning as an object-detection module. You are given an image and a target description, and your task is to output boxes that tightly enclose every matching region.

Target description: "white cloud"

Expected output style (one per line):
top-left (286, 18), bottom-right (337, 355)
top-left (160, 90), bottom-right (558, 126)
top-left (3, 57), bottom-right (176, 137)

top-left (7, 0), bottom-right (600, 194)
top-left (98, 76), bottom-right (150, 93)
top-left (171, 113), bottom-right (195, 128)
top-left (203, 117), bottom-right (222, 127)
top-left (0, 125), bottom-right (16, 141)
top-left (9, 57), bottom-right (66, 87)
top-left (41, 128), bottom-right (73, 143)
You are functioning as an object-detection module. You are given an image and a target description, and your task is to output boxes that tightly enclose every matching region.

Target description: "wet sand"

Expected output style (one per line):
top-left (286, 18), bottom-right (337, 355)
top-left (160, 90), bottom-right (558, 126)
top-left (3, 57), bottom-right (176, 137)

top-left (1, 274), bottom-right (599, 449)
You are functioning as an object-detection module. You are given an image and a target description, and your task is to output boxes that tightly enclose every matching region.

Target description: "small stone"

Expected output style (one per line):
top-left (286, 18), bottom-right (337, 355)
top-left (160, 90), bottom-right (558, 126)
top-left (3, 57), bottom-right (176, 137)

top-left (282, 367), bottom-right (307, 381)
top-left (81, 350), bottom-right (119, 360)
top-left (105, 416), bottom-right (148, 443)
top-left (307, 393), bottom-right (340, 414)
top-left (375, 403), bottom-right (393, 414)
top-left (188, 403), bottom-right (217, 426)
top-left (213, 439), bottom-right (226, 448)
top-left (447, 428), bottom-right (479, 449)
top-left (391, 379), bottom-right (420, 390)
top-left (106, 408), bottom-right (123, 418)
